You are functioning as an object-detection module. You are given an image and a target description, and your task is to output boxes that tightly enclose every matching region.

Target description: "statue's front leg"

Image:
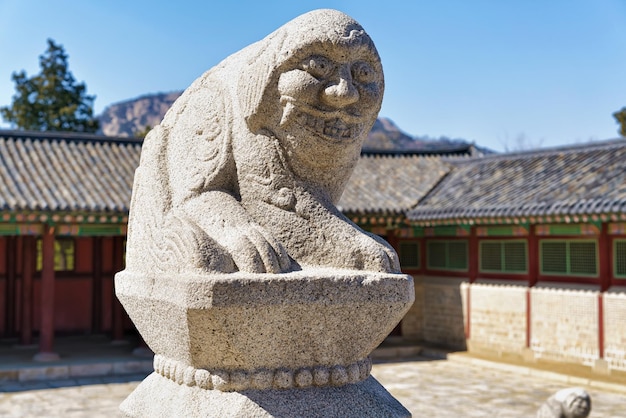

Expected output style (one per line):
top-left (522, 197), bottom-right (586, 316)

top-left (180, 191), bottom-right (292, 274)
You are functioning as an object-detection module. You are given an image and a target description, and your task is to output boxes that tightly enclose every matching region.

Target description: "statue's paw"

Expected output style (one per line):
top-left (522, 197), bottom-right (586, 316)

top-left (154, 214), bottom-right (236, 273)
top-left (225, 223), bottom-right (291, 274)
top-left (352, 233), bottom-right (401, 273)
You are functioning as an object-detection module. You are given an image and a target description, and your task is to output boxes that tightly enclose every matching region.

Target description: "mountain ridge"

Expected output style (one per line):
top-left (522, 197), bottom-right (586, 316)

top-left (97, 91), bottom-right (491, 153)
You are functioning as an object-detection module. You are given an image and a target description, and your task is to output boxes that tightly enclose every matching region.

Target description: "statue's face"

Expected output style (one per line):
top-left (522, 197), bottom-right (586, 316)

top-left (564, 394), bottom-right (591, 418)
top-left (275, 39), bottom-right (383, 144)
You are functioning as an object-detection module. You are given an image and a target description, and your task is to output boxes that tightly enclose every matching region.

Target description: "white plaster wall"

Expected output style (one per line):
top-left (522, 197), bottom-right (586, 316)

top-left (469, 280), bottom-right (527, 354)
top-left (530, 283), bottom-right (599, 366)
top-left (416, 276), bottom-right (468, 350)
top-left (401, 275), bottom-right (424, 341)
top-left (604, 286), bottom-right (626, 372)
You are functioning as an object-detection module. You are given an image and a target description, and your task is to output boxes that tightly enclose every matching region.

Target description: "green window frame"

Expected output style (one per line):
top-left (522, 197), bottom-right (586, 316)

top-left (539, 239), bottom-right (598, 277)
top-left (36, 238), bottom-right (75, 272)
top-left (614, 239), bottom-right (626, 279)
top-left (479, 240), bottom-right (528, 274)
top-left (398, 241), bottom-right (420, 269)
top-left (426, 239), bottom-right (468, 271)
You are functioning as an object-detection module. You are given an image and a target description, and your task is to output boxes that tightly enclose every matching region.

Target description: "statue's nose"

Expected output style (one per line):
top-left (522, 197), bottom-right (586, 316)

top-left (321, 70), bottom-right (359, 108)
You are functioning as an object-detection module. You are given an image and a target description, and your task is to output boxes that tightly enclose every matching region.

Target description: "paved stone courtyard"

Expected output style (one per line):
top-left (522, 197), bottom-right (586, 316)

top-left (1, 357), bottom-right (625, 417)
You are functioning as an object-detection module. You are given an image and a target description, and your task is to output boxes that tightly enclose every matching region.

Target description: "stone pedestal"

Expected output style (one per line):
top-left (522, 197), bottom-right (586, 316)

top-left (115, 269), bottom-right (414, 417)
top-left (122, 373), bottom-right (408, 417)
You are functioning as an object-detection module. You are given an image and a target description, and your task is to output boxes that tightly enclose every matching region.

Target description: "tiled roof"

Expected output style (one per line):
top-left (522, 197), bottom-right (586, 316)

top-left (337, 152), bottom-right (451, 215)
top-left (408, 139), bottom-right (626, 221)
top-left (0, 130), bottom-right (141, 213)
top-left (0, 130), bottom-right (454, 218)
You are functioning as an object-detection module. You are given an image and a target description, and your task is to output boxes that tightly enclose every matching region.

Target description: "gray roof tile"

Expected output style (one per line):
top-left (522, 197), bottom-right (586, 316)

top-left (1, 131), bottom-right (453, 218)
top-left (409, 139), bottom-right (626, 220)
top-left (337, 153), bottom-right (451, 215)
top-left (0, 130), bottom-right (141, 213)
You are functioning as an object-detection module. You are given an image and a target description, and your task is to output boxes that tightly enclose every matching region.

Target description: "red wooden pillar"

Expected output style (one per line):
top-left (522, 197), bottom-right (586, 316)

top-left (526, 225), bottom-right (539, 348)
top-left (598, 222), bottom-right (610, 359)
top-left (92, 237), bottom-right (103, 333)
top-left (385, 228), bottom-right (399, 253)
top-left (419, 236), bottom-right (426, 274)
top-left (20, 236), bottom-right (35, 346)
top-left (5, 236), bottom-right (17, 337)
top-left (34, 225), bottom-right (59, 361)
top-left (598, 223), bottom-right (610, 292)
top-left (465, 226), bottom-right (478, 340)
top-left (468, 226), bottom-right (478, 283)
top-left (111, 236), bottom-right (125, 341)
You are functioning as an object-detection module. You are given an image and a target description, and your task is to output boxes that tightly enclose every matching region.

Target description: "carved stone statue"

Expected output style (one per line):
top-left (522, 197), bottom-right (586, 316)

top-left (125, 8), bottom-right (399, 275)
top-left (116, 9), bottom-right (413, 417)
top-left (537, 388), bottom-right (591, 418)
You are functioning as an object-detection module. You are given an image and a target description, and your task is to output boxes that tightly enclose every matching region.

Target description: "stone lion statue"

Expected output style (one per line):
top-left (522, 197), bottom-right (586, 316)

top-left (536, 388), bottom-right (591, 418)
top-left (125, 9), bottom-right (400, 275)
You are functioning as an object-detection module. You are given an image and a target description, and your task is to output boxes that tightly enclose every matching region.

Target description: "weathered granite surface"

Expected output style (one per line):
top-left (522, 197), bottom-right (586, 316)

top-left (125, 8), bottom-right (398, 275)
top-left (121, 373), bottom-right (409, 418)
top-left (116, 8), bottom-right (413, 417)
top-left (116, 270), bottom-right (412, 374)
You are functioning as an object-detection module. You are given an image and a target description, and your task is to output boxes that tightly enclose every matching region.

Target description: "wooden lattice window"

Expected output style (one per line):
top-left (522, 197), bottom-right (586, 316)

top-left (614, 239), bottom-right (626, 279)
top-left (36, 238), bottom-right (75, 272)
top-left (398, 241), bottom-right (420, 269)
top-left (479, 240), bottom-right (527, 273)
top-left (427, 240), bottom-right (468, 271)
top-left (539, 239), bottom-right (598, 277)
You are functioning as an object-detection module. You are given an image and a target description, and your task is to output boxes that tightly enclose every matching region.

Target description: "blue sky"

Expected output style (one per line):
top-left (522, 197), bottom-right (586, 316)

top-left (1, 1), bottom-right (625, 151)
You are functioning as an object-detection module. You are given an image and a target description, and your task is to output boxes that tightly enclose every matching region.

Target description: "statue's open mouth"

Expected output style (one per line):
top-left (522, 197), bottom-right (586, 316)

top-left (298, 112), bottom-right (353, 139)
top-left (280, 97), bottom-right (363, 142)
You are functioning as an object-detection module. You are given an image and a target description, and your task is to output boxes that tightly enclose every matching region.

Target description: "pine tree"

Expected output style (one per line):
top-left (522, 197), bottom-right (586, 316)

top-left (0, 39), bottom-right (99, 132)
top-left (614, 107), bottom-right (626, 137)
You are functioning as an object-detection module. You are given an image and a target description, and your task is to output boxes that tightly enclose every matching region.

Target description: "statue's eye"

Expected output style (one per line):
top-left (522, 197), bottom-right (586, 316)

top-left (302, 55), bottom-right (333, 79)
top-left (352, 61), bottom-right (376, 84)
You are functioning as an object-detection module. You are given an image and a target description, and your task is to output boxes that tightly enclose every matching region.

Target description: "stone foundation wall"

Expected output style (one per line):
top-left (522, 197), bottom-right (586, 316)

top-left (401, 275), bottom-right (424, 340)
top-left (603, 286), bottom-right (626, 372)
top-left (411, 277), bottom-right (468, 350)
top-left (530, 284), bottom-right (599, 366)
top-left (397, 277), bottom-right (626, 374)
top-left (468, 280), bottom-right (527, 354)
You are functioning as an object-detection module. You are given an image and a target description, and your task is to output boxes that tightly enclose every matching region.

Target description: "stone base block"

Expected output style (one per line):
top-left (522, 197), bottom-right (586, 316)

top-left (32, 352), bottom-right (60, 362)
top-left (116, 270), bottom-right (414, 371)
top-left (522, 348), bottom-right (537, 363)
top-left (120, 372), bottom-right (410, 418)
top-left (593, 359), bottom-right (610, 375)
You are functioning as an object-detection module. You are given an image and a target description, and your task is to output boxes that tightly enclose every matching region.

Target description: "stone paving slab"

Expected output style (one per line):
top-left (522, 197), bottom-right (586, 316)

top-left (1, 358), bottom-right (625, 417)
top-left (375, 359), bottom-right (626, 418)
top-left (448, 353), bottom-right (626, 396)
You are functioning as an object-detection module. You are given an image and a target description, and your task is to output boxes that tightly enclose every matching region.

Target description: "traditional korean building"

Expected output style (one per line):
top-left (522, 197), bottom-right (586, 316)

top-left (2, 129), bottom-right (624, 375)
top-left (0, 130), bottom-right (140, 360)
top-left (402, 139), bottom-right (626, 374)
top-left (0, 130), bottom-right (472, 359)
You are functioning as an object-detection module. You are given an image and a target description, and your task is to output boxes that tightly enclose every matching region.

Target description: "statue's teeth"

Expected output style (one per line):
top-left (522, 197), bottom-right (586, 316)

top-left (298, 111), bottom-right (355, 139)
